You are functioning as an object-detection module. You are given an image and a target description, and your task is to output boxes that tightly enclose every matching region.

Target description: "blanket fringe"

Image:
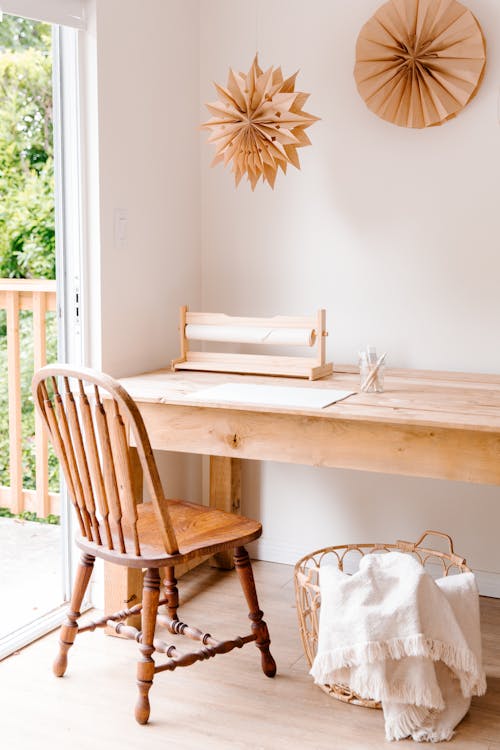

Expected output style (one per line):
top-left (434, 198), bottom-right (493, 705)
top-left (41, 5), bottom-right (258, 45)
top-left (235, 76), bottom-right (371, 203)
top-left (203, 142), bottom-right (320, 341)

top-left (384, 705), bottom-right (431, 741)
top-left (411, 726), bottom-right (455, 743)
top-left (310, 633), bottom-right (486, 700)
top-left (323, 670), bottom-right (445, 710)
top-left (385, 706), bottom-right (456, 743)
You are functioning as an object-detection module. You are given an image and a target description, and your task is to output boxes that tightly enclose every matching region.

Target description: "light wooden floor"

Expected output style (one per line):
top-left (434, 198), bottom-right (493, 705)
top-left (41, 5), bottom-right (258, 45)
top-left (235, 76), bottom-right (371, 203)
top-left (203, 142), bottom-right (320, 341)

top-left (0, 560), bottom-right (499, 749)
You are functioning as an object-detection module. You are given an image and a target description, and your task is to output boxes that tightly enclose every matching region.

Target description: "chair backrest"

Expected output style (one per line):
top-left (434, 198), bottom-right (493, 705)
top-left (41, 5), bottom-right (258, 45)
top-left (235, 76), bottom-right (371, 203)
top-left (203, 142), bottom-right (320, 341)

top-left (32, 365), bottom-right (179, 557)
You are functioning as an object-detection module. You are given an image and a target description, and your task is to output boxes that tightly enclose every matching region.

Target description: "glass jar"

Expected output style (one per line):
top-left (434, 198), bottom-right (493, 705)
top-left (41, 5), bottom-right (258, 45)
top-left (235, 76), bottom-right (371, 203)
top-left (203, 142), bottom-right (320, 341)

top-left (359, 351), bottom-right (385, 393)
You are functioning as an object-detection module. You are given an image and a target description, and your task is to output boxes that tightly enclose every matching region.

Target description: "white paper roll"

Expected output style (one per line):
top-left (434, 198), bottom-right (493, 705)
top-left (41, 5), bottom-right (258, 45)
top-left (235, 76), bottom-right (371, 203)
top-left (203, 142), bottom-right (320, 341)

top-left (185, 324), bottom-right (315, 347)
top-left (264, 328), bottom-right (316, 346)
top-left (185, 325), bottom-right (270, 344)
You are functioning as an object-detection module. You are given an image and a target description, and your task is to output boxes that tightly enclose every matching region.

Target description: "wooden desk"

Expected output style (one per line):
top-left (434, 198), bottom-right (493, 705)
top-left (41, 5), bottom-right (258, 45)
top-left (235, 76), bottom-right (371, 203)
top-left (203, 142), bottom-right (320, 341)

top-left (107, 365), bottom-right (500, 619)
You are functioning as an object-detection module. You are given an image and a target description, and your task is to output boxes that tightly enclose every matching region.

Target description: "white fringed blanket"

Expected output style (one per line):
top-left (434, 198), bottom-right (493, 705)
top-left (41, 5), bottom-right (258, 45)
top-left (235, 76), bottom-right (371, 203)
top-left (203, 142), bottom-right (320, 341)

top-left (310, 552), bottom-right (486, 742)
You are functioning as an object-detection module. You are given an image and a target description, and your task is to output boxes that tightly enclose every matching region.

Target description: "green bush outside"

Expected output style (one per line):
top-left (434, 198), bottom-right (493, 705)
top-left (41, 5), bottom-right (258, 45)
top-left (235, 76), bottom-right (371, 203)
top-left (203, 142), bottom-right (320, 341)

top-left (0, 15), bottom-right (59, 508)
top-left (0, 505), bottom-right (59, 524)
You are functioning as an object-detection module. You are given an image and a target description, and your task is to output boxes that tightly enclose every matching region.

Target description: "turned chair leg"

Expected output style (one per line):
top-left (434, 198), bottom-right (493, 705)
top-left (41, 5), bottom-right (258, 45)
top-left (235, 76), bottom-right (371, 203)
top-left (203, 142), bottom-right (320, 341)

top-left (135, 567), bottom-right (160, 725)
top-left (163, 566), bottom-right (179, 621)
top-left (53, 552), bottom-right (95, 678)
top-left (234, 546), bottom-right (276, 678)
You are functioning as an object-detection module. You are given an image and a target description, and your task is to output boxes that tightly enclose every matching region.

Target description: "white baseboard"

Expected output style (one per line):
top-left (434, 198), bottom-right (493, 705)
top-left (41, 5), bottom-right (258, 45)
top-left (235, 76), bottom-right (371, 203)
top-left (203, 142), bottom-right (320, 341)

top-left (250, 539), bottom-right (500, 599)
top-left (474, 570), bottom-right (500, 599)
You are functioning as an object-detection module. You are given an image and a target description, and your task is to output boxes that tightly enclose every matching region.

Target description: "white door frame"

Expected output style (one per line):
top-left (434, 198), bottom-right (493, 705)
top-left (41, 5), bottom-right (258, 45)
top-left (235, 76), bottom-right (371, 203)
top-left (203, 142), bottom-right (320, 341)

top-left (52, 22), bottom-right (83, 602)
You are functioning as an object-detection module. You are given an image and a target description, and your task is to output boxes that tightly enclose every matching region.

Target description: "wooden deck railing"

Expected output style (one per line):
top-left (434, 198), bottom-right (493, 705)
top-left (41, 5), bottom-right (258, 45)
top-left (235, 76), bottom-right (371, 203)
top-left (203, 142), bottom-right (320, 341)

top-left (0, 278), bottom-right (59, 517)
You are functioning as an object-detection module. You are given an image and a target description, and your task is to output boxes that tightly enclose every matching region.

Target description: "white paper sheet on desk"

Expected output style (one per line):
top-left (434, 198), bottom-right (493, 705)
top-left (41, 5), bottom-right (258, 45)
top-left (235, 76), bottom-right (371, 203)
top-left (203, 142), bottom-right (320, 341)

top-left (188, 383), bottom-right (355, 410)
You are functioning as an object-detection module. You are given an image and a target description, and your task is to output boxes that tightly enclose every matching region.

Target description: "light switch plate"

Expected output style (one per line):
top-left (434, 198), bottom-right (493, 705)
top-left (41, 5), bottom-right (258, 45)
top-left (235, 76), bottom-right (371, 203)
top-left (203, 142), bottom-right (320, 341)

top-left (114, 208), bottom-right (128, 250)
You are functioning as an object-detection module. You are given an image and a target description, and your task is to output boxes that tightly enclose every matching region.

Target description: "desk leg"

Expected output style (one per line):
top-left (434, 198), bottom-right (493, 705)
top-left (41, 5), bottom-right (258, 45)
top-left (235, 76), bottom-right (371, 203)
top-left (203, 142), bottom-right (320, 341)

top-left (209, 456), bottom-right (241, 570)
top-left (104, 446), bottom-right (143, 634)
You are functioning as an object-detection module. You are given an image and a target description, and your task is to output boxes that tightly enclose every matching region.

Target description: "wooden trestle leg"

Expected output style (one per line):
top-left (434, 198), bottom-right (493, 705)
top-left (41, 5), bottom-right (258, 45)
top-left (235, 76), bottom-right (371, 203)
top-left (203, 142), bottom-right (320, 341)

top-left (53, 552), bottom-right (95, 677)
top-left (210, 456), bottom-right (241, 569)
top-left (135, 568), bottom-right (160, 725)
top-left (233, 546), bottom-right (276, 678)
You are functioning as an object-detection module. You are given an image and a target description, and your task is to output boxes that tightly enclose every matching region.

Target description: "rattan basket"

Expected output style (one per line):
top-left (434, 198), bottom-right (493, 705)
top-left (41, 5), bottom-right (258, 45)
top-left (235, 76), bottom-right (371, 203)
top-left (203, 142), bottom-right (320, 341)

top-left (294, 530), bottom-right (470, 709)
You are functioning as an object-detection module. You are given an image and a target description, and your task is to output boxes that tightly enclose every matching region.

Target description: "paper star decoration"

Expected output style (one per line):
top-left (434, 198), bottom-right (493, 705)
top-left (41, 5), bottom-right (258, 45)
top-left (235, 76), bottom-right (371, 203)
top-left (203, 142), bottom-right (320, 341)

top-left (201, 55), bottom-right (319, 190)
top-left (354, 0), bottom-right (486, 129)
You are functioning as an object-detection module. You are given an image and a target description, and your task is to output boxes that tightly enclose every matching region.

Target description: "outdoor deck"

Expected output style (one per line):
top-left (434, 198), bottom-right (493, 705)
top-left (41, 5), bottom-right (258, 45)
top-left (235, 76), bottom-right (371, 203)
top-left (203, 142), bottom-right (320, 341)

top-left (0, 517), bottom-right (62, 640)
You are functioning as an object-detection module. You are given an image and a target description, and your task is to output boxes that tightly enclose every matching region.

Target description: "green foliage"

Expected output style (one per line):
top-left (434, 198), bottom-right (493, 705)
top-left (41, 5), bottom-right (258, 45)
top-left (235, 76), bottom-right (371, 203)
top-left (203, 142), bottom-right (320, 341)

top-left (0, 15), bottom-right (55, 279)
top-left (0, 506), bottom-right (60, 524)
top-left (0, 16), bottom-right (58, 507)
top-left (0, 15), bottom-right (52, 52)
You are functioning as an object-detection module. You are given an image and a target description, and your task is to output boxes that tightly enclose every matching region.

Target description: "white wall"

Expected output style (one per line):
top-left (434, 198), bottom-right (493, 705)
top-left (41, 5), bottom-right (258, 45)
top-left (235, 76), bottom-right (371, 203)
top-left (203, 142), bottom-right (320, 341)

top-left (88, 0), bottom-right (202, 500)
top-left (95, 0), bottom-right (200, 377)
top-left (200, 0), bottom-right (500, 590)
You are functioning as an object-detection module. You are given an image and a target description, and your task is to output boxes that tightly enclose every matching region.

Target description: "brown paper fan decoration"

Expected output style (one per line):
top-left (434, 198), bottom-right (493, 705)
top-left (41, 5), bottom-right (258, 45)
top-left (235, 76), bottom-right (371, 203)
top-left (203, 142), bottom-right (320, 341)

top-left (354, 0), bottom-right (486, 129)
top-left (201, 55), bottom-right (319, 190)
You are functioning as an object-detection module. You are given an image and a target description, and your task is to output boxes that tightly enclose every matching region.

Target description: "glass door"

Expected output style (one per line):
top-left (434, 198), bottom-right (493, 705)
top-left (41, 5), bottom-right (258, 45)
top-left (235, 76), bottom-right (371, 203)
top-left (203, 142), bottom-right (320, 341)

top-left (0, 12), bottom-right (82, 658)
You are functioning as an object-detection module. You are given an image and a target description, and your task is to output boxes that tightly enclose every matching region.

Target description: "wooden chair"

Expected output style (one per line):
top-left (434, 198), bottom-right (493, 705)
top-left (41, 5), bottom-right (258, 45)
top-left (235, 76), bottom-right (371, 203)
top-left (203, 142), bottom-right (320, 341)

top-left (32, 365), bottom-right (276, 724)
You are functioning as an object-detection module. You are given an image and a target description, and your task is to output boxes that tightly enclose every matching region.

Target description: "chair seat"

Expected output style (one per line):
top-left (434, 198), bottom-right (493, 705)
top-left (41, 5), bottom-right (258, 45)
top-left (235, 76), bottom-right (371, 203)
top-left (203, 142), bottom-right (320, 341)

top-left (77, 498), bottom-right (262, 568)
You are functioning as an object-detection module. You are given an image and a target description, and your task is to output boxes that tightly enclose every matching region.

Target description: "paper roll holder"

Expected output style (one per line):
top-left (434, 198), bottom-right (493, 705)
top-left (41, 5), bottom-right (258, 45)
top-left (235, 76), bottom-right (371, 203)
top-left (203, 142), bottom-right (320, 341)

top-left (171, 306), bottom-right (333, 380)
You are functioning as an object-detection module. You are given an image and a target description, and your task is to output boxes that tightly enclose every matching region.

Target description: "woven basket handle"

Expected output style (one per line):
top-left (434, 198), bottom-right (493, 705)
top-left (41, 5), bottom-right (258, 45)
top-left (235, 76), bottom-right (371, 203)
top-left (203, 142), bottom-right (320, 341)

top-left (397, 529), bottom-right (454, 555)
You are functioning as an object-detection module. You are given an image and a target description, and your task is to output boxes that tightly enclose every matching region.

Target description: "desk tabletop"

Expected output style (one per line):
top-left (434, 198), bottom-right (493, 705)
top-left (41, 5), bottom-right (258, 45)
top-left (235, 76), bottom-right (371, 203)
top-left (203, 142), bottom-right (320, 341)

top-left (118, 365), bottom-right (500, 433)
